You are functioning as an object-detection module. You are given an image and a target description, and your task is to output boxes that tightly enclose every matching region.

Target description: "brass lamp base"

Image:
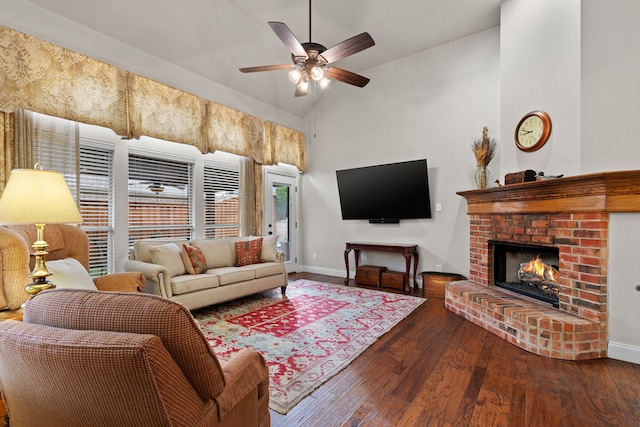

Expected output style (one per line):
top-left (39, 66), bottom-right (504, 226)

top-left (25, 223), bottom-right (56, 297)
top-left (24, 279), bottom-right (56, 296)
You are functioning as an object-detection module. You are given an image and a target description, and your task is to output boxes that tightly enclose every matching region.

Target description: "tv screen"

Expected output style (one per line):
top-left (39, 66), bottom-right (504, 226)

top-left (336, 159), bottom-right (432, 223)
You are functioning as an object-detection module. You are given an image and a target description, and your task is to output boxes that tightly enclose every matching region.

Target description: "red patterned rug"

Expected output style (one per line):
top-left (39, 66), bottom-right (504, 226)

top-left (193, 279), bottom-right (425, 414)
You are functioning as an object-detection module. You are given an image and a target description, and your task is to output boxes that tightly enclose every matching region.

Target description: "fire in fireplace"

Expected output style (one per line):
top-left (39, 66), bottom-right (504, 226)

top-left (491, 241), bottom-right (560, 307)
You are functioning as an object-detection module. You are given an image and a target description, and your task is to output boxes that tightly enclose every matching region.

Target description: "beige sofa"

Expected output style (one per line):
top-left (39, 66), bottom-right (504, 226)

top-left (124, 235), bottom-right (287, 310)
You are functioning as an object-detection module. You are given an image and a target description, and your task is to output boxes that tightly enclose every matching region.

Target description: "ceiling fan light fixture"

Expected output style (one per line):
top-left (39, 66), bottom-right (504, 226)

top-left (319, 77), bottom-right (330, 89)
top-left (288, 68), bottom-right (303, 84)
top-left (146, 183), bottom-right (164, 194)
top-left (299, 79), bottom-right (309, 92)
top-left (310, 65), bottom-right (324, 81)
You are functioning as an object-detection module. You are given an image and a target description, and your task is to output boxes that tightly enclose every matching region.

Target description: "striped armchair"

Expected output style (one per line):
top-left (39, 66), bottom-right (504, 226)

top-left (0, 289), bottom-right (270, 427)
top-left (0, 225), bottom-right (145, 311)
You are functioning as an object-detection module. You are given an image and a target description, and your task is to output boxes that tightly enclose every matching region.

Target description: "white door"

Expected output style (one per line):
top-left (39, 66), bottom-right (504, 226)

top-left (264, 169), bottom-right (299, 273)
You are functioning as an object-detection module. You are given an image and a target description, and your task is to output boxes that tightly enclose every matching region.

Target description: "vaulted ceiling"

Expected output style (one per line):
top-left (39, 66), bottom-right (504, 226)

top-left (21, 0), bottom-right (503, 117)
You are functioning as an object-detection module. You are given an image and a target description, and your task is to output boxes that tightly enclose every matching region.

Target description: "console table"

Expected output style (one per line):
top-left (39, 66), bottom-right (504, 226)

top-left (344, 242), bottom-right (419, 292)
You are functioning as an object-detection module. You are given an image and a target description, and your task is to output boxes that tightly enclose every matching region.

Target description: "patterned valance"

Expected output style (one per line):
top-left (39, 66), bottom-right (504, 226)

top-left (0, 25), bottom-right (305, 179)
top-left (0, 26), bottom-right (128, 136)
top-left (264, 122), bottom-right (307, 171)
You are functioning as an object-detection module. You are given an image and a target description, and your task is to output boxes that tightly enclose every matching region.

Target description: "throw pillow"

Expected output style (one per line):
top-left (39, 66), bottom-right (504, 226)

top-left (190, 239), bottom-right (233, 268)
top-left (181, 245), bottom-right (207, 275)
top-left (261, 235), bottom-right (279, 262)
top-left (46, 258), bottom-right (97, 290)
top-left (235, 238), bottom-right (263, 267)
top-left (149, 243), bottom-right (187, 277)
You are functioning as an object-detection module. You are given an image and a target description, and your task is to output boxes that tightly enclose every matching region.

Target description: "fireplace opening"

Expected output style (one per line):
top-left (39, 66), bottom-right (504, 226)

top-left (490, 241), bottom-right (560, 307)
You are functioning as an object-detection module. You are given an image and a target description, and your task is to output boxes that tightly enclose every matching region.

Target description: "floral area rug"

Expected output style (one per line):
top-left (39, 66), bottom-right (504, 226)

top-left (192, 279), bottom-right (425, 414)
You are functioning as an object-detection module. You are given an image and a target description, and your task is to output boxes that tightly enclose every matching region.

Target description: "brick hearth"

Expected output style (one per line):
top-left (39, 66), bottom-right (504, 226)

top-left (448, 171), bottom-right (640, 360)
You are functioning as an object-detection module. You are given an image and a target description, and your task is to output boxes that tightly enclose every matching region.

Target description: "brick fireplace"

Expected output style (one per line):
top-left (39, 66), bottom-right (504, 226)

top-left (446, 171), bottom-right (640, 360)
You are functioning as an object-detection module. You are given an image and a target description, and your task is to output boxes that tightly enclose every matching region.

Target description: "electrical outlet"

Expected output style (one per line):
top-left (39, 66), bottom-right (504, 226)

top-left (436, 203), bottom-right (442, 212)
top-left (361, 252), bottom-right (367, 261)
top-left (436, 264), bottom-right (442, 272)
top-left (313, 253), bottom-right (317, 260)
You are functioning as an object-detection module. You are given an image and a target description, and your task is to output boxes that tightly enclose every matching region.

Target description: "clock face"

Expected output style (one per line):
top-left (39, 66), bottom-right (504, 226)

top-left (515, 111), bottom-right (551, 152)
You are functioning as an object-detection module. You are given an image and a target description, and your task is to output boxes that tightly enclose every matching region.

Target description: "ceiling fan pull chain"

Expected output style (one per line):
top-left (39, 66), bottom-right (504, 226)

top-left (308, 0), bottom-right (312, 43)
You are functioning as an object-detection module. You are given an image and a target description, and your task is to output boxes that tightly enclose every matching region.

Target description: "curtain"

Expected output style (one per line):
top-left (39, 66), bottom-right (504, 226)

top-left (0, 112), bottom-right (13, 191)
top-left (0, 25), bottom-right (306, 172)
top-left (127, 74), bottom-right (207, 149)
top-left (254, 161), bottom-right (264, 237)
top-left (0, 26), bottom-right (128, 136)
top-left (264, 122), bottom-right (306, 171)
top-left (206, 102), bottom-right (265, 163)
top-left (12, 109), bottom-right (35, 169)
top-left (239, 157), bottom-right (257, 236)
top-left (11, 110), bottom-right (80, 198)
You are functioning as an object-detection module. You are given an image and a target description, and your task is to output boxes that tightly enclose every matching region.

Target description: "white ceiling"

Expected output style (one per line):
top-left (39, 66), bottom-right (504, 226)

top-left (22, 0), bottom-right (503, 117)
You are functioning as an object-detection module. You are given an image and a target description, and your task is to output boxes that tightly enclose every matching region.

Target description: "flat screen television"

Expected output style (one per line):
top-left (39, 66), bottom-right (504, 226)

top-left (336, 159), bottom-right (432, 223)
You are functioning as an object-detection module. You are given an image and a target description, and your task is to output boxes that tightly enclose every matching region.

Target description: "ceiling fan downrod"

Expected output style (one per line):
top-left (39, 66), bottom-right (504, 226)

top-left (308, 0), bottom-right (312, 43)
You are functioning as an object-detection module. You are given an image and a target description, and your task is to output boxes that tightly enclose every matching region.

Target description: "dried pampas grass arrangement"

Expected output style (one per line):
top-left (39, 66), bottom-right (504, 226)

top-left (472, 127), bottom-right (497, 166)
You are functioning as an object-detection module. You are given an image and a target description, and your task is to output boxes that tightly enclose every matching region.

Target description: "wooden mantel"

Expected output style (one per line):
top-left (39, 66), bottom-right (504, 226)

top-left (457, 170), bottom-right (640, 215)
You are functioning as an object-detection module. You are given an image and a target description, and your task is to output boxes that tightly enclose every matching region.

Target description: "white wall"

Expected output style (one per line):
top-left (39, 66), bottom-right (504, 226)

top-left (300, 28), bottom-right (500, 281)
top-left (580, 0), bottom-right (640, 172)
top-left (499, 0), bottom-right (581, 178)
top-left (609, 213), bottom-right (640, 364)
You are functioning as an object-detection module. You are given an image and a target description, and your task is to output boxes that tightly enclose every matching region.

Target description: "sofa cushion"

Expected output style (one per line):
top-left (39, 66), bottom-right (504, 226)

top-left (133, 239), bottom-right (190, 263)
top-left (46, 258), bottom-right (97, 290)
top-left (181, 245), bottom-right (207, 275)
top-left (190, 239), bottom-right (233, 268)
top-left (253, 261), bottom-right (285, 279)
top-left (207, 266), bottom-right (256, 286)
top-left (261, 235), bottom-right (279, 262)
top-left (235, 238), bottom-right (263, 267)
top-left (149, 243), bottom-right (186, 277)
top-left (171, 274), bottom-right (220, 295)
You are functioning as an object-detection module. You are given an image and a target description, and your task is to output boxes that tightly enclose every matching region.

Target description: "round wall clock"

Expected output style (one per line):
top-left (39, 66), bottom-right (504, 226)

top-left (514, 111), bottom-right (552, 152)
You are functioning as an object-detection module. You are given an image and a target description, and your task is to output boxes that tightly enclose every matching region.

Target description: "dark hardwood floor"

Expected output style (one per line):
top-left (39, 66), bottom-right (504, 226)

top-left (2, 272), bottom-right (637, 426)
top-left (271, 272), bottom-right (640, 427)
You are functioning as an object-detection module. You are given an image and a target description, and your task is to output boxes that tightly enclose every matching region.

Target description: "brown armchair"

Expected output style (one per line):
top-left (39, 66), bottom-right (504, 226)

top-left (0, 224), bottom-right (145, 310)
top-left (0, 288), bottom-right (270, 427)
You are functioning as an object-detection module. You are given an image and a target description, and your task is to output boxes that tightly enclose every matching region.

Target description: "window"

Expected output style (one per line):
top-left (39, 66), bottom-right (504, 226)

top-left (203, 160), bottom-right (240, 238)
top-left (128, 153), bottom-right (193, 246)
top-left (78, 142), bottom-right (114, 276)
top-left (26, 111), bottom-right (114, 276)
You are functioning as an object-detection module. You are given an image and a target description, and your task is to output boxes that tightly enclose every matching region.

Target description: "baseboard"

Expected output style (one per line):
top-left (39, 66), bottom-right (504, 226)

top-left (297, 265), bottom-right (421, 287)
top-left (299, 265), bottom-right (346, 278)
top-left (608, 341), bottom-right (640, 365)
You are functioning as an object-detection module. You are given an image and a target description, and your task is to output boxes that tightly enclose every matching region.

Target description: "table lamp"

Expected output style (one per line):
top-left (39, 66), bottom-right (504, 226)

top-left (0, 168), bottom-right (82, 296)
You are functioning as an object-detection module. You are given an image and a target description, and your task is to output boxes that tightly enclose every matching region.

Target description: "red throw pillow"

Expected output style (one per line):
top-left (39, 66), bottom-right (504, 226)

top-left (181, 245), bottom-right (207, 275)
top-left (235, 238), bottom-right (263, 267)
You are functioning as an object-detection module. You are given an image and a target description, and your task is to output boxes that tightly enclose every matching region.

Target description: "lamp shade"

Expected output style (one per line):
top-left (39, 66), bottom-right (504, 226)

top-left (0, 169), bottom-right (82, 225)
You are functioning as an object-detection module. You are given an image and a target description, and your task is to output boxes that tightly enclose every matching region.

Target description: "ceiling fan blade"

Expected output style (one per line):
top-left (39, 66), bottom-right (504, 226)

top-left (320, 32), bottom-right (375, 64)
top-left (268, 21), bottom-right (308, 59)
top-left (325, 67), bottom-right (370, 87)
top-left (239, 64), bottom-right (292, 73)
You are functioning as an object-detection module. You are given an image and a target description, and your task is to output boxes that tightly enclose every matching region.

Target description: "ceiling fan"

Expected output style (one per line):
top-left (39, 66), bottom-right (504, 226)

top-left (129, 181), bottom-right (186, 194)
top-left (239, 0), bottom-right (375, 97)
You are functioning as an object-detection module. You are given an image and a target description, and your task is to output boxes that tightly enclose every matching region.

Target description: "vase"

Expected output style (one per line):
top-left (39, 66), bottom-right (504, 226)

top-left (475, 165), bottom-right (490, 189)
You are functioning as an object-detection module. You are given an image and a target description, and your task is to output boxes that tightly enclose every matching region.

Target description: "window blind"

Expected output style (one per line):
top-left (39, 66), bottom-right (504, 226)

top-left (78, 143), bottom-right (114, 276)
top-left (128, 153), bottom-right (193, 246)
top-left (204, 160), bottom-right (240, 238)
